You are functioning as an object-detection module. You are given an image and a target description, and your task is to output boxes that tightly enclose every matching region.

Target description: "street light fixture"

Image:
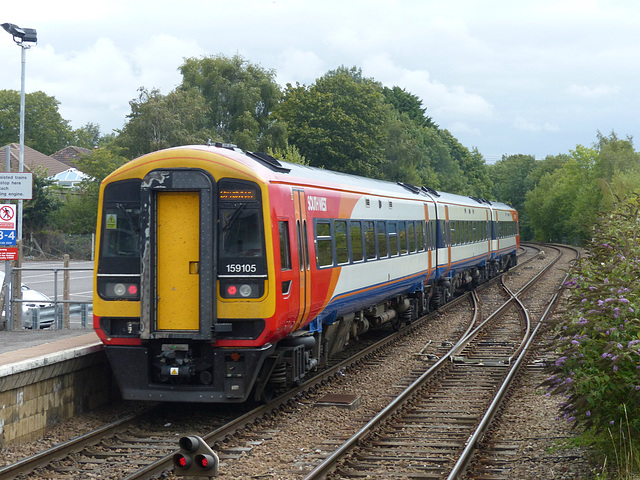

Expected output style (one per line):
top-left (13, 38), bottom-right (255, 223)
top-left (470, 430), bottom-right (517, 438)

top-left (2, 22), bottom-right (37, 242)
top-left (2, 23), bottom-right (37, 44)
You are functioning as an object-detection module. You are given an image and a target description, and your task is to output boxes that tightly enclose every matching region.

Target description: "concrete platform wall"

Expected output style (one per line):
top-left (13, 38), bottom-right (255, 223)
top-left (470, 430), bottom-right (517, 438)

top-left (0, 345), bottom-right (117, 445)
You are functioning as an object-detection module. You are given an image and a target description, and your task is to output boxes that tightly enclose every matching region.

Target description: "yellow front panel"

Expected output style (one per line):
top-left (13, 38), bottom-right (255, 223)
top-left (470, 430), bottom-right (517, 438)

top-left (157, 191), bottom-right (200, 330)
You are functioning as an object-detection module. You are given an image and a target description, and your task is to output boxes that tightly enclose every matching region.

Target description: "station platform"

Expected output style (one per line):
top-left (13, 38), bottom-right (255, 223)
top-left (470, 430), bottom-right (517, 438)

top-left (0, 329), bottom-right (102, 374)
top-left (0, 329), bottom-right (111, 445)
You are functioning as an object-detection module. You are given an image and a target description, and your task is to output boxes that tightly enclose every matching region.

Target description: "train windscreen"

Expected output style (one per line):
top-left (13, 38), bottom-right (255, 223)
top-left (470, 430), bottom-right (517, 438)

top-left (218, 180), bottom-right (267, 277)
top-left (99, 179), bottom-right (142, 274)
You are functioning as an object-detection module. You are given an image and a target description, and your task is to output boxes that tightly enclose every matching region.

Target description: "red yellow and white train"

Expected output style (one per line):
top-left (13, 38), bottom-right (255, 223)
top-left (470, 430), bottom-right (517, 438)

top-left (93, 144), bottom-right (519, 403)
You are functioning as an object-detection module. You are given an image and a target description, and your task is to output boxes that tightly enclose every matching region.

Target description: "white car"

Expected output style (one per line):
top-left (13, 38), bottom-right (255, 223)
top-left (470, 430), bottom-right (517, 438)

top-left (0, 270), bottom-right (54, 328)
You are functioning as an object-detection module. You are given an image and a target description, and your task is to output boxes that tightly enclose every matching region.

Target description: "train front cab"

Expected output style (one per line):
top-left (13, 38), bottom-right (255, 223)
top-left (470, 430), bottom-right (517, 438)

top-left (94, 163), bottom-right (279, 403)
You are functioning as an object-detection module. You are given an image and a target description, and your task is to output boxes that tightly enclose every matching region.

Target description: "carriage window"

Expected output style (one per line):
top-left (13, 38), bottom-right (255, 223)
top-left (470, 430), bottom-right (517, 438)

top-left (278, 221), bottom-right (291, 271)
top-left (316, 221), bottom-right (333, 267)
top-left (364, 221), bottom-right (376, 259)
top-left (351, 221), bottom-right (363, 262)
top-left (377, 222), bottom-right (388, 258)
top-left (388, 222), bottom-right (398, 256)
top-left (335, 220), bottom-right (349, 265)
top-left (408, 222), bottom-right (416, 253)
top-left (416, 221), bottom-right (424, 252)
top-left (398, 221), bottom-right (408, 254)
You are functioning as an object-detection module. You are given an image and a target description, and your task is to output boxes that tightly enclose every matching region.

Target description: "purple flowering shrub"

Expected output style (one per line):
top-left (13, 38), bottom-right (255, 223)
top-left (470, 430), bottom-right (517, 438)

top-left (544, 196), bottom-right (640, 437)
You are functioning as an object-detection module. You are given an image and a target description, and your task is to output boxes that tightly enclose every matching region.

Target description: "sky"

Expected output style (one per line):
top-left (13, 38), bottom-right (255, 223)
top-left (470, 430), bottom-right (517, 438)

top-left (1, 0), bottom-right (638, 163)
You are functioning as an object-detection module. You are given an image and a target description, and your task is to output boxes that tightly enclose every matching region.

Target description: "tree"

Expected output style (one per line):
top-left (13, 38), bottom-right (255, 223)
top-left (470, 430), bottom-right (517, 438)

top-left (50, 147), bottom-right (130, 234)
top-left (488, 154), bottom-right (537, 240)
top-left (116, 87), bottom-right (214, 158)
top-left (0, 90), bottom-right (72, 154)
top-left (525, 146), bottom-right (600, 243)
top-left (23, 166), bottom-right (60, 234)
top-left (382, 86), bottom-right (436, 128)
top-left (179, 54), bottom-right (283, 151)
top-left (275, 66), bottom-right (388, 178)
top-left (71, 122), bottom-right (115, 149)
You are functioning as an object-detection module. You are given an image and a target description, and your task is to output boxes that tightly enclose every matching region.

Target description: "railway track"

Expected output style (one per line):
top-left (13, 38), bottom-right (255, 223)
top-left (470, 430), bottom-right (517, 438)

top-left (302, 244), bottom-right (576, 479)
top-left (0, 244), bottom-right (560, 480)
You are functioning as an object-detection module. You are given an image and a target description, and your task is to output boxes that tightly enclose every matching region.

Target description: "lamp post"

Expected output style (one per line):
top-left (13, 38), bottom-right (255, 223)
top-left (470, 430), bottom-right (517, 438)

top-left (2, 23), bottom-right (36, 330)
top-left (2, 22), bottom-right (37, 241)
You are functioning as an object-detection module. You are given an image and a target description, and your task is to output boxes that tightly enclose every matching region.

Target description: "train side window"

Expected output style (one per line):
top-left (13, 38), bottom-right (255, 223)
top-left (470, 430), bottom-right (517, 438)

top-left (416, 221), bottom-right (424, 252)
top-left (388, 222), bottom-right (398, 256)
top-left (351, 221), bottom-right (364, 262)
top-left (278, 221), bottom-right (291, 271)
top-left (316, 220), bottom-right (333, 268)
top-left (408, 221), bottom-right (416, 253)
top-left (364, 221), bottom-right (376, 260)
top-left (377, 222), bottom-right (388, 258)
top-left (398, 221), bottom-right (408, 254)
top-left (335, 220), bottom-right (349, 265)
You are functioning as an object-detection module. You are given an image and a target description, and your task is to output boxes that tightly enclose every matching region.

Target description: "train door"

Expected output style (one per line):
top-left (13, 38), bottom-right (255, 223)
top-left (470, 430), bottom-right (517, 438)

top-left (139, 169), bottom-right (215, 341)
top-left (292, 188), bottom-right (312, 331)
top-left (156, 191), bottom-right (200, 330)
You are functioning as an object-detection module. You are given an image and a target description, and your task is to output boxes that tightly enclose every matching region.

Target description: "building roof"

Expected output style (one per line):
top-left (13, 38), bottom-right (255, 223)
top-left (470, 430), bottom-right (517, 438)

top-left (0, 143), bottom-right (70, 176)
top-left (51, 167), bottom-right (90, 187)
top-left (51, 146), bottom-right (92, 168)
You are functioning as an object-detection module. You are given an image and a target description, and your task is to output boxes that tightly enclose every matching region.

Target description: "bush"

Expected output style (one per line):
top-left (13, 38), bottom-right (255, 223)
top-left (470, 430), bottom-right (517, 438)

top-left (544, 195), bottom-right (640, 466)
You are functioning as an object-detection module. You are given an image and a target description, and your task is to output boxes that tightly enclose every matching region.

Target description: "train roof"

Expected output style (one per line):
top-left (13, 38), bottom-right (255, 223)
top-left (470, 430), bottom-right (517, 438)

top-left (163, 144), bottom-right (515, 211)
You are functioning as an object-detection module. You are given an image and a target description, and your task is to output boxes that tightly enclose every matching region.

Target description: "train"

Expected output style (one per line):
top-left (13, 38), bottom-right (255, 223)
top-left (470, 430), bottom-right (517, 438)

top-left (93, 143), bottom-right (519, 403)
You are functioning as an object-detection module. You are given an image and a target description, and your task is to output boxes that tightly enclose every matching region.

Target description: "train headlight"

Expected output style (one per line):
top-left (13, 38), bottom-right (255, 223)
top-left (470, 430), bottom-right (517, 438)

top-left (105, 282), bottom-right (141, 299)
top-left (220, 281), bottom-right (264, 299)
top-left (113, 283), bottom-right (126, 296)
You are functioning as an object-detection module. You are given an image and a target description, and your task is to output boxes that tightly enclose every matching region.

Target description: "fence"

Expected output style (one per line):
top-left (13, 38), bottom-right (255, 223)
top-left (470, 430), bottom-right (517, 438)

top-left (2, 261), bottom-right (93, 330)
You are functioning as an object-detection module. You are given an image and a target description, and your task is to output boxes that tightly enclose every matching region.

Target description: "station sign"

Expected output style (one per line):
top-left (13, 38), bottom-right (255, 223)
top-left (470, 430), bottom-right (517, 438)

top-left (0, 173), bottom-right (33, 200)
top-left (0, 204), bottom-right (16, 230)
top-left (0, 229), bottom-right (16, 246)
top-left (0, 247), bottom-right (18, 261)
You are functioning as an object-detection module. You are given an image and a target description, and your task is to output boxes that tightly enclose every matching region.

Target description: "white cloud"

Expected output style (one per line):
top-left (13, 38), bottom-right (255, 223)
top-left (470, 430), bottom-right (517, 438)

top-left (276, 49), bottom-right (326, 87)
top-left (514, 116), bottom-right (560, 133)
top-left (362, 54), bottom-right (494, 120)
top-left (566, 84), bottom-right (621, 99)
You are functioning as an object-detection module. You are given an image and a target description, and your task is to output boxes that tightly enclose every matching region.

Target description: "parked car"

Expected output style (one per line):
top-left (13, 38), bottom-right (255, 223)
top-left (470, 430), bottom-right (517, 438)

top-left (0, 270), bottom-right (54, 328)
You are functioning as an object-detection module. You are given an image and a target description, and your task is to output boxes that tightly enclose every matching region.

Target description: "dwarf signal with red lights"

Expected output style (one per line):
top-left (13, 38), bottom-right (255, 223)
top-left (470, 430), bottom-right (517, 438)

top-left (172, 435), bottom-right (219, 477)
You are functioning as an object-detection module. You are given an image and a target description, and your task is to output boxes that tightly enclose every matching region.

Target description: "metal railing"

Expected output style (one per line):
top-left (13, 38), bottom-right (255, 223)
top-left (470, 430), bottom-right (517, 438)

top-left (4, 265), bottom-right (93, 330)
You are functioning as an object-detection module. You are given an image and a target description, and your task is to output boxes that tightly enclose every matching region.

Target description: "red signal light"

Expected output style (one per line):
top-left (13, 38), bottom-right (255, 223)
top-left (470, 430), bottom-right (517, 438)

top-left (227, 285), bottom-right (237, 296)
top-left (173, 453), bottom-right (191, 469)
top-left (128, 284), bottom-right (138, 295)
top-left (196, 453), bottom-right (216, 469)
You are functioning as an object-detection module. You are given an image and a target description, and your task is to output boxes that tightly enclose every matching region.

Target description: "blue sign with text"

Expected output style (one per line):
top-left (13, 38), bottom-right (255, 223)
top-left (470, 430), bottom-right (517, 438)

top-left (0, 229), bottom-right (16, 246)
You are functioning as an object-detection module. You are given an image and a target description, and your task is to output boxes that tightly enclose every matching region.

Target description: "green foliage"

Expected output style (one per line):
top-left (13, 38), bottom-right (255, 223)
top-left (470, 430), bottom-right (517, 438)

top-left (22, 167), bottom-right (60, 234)
top-left (382, 86), bottom-right (436, 128)
top-left (49, 192), bottom-right (98, 234)
top-left (71, 122), bottom-right (115, 149)
top-left (266, 144), bottom-right (308, 165)
top-left (179, 54), bottom-right (282, 151)
top-left (380, 108), bottom-right (438, 187)
top-left (524, 133), bottom-right (640, 245)
top-left (0, 89), bottom-right (72, 155)
top-left (74, 147), bottom-right (129, 187)
top-left (489, 154), bottom-right (537, 239)
top-left (544, 196), bottom-right (640, 457)
top-left (275, 66), bottom-right (388, 178)
top-left (116, 87), bottom-right (215, 158)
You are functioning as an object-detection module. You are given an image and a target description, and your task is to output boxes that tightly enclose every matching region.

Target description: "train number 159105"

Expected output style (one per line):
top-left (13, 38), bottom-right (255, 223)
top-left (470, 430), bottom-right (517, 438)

top-left (225, 264), bottom-right (257, 274)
